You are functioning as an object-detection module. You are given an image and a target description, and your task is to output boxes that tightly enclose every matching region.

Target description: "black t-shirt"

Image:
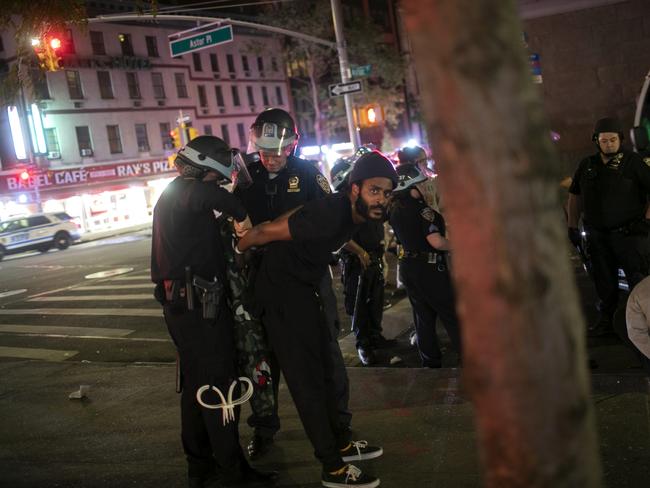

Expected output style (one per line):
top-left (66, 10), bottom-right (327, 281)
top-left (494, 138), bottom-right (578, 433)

top-left (569, 150), bottom-right (650, 228)
top-left (348, 221), bottom-right (385, 255)
top-left (235, 155), bottom-right (331, 225)
top-left (256, 193), bottom-right (356, 295)
top-left (389, 195), bottom-right (445, 252)
top-left (151, 177), bottom-right (246, 282)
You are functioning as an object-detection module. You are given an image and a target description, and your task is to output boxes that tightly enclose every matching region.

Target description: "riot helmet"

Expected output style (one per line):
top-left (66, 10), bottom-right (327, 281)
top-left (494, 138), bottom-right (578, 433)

top-left (397, 145), bottom-right (428, 166)
top-left (175, 136), bottom-right (252, 189)
top-left (394, 163), bottom-right (428, 193)
top-left (249, 108), bottom-right (299, 156)
top-left (330, 158), bottom-right (353, 192)
top-left (592, 117), bottom-right (624, 141)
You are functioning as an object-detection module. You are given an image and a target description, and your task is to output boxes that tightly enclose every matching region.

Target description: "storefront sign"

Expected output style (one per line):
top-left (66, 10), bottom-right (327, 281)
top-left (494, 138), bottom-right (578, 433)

top-left (60, 56), bottom-right (152, 70)
top-left (0, 159), bottom-right (176, 195)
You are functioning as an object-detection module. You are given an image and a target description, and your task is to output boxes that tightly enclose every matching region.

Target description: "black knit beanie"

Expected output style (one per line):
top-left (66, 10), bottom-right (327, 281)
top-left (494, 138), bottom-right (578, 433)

top-left (348, 151), bottom-right (398, 188)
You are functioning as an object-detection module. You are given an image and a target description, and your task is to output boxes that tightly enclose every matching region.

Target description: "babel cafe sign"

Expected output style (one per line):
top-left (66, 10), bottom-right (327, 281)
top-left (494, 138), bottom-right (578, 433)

top-left (0, 159), bottom-right (176, 195)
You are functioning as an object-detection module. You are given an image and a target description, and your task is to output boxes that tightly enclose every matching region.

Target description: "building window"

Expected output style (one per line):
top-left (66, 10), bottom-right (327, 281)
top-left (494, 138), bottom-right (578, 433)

top-left (246, 86), bottom-right (255, 107)
top-left (271, 57), bottom-right (278, 72)
top-left (75, 126), bottom-right (92, 155)
top-left (0, 35), bottom-right (4, 52)
top-left (192, 52), bottom-right (203, 71)
top-left (204, 124), bottom-right (213, 135)
top-left (107, 125), bottom-right (123, 154)
top-left (215, 86), bottom-right (224, 107)
top-left (97, 71), bottom-right (113, 99)
top-left (226, 54), bottom-right (235, 75)
top-left (145, 35), bottom-right (159, 57)
top-left (198, 85), bottom-right (207, 107)
top-left (160, 122), bottom-right (173, 150)
top-left (231, 86), bottom-right (240, 106)
top-left (90, 31), bottom-right (106, 55)
top-left (221, 124), bottom-right (230, 145)
top-left (257, 56), bottom-right (264, 74)
top-left (175, 73), bottom-right (188, 98)
top-left (66, 70), bottom-right (83, 99)
top-left (31, 69), bottom-right (50, 99)
top-left (275, 86), bottom-right (284, 105)
top-left (135, 123), bottom-right (150, 152)
top-left (44, 128), bottom-right (60, 155)
top-left (210, 53), bottom-right (220, 74)
top-left (237, 123), bottom-right (246, 149)
top-left (241, 55), bottom-right (250, 75)
top-left (151, 72), bottom-right (165, 99)
top-left (65, 29), bottom-right (76, 54)
top-left (261, 86), bottom-right (269, 106)
top-left (118, 33), bottom-right (134, 56)
top-left (126, 72), bottom-right (141, 99)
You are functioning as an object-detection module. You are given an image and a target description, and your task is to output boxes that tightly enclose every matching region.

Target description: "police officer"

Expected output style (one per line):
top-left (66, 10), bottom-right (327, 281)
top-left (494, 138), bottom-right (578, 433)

top-left (150, 136), bottom-right (274, 488)
top-left (237, 151), bottom-right (395, 488)
top-left (388, 164), bottom-right (462, 368)
top-left (331, 158), bottom-right (393, 366)
top-left (235, 108), bottom-right (352, 460)
top-left (568, 117), bottom-right (650, 336)
top-left (396, 145), bottom-right (441, 212)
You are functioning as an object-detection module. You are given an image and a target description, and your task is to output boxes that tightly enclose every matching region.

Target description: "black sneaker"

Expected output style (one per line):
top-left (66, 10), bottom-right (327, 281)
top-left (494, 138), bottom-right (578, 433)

top-left (357, 347), bottom-right (377, 366)
top-left (322, 464), bottom-right (380, 488)
top-left (246, 435), bottom-right (274, 460)
top-left (340, 441), bottom-right (383, 462)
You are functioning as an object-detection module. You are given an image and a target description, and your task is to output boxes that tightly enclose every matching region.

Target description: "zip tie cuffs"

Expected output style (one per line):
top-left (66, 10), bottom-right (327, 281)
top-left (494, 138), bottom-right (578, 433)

top-left (196, 377), bottom-right (254, 426)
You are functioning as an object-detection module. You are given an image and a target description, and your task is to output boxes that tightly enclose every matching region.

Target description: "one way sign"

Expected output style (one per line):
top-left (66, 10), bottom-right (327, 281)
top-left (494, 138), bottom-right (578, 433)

top-left (328, 80), bottom-right (363, 98)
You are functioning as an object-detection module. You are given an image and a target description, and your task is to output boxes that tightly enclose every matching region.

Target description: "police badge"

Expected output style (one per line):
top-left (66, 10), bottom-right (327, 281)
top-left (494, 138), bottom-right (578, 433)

top-left (316, 174), bottom-right (331, 193)
top-left (287, 176), bottom-right (300, 192)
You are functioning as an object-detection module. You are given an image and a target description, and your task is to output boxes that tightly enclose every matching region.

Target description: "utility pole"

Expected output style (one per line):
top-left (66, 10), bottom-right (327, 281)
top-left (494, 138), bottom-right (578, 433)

top-left (331, 0), bottom-right (360, 148)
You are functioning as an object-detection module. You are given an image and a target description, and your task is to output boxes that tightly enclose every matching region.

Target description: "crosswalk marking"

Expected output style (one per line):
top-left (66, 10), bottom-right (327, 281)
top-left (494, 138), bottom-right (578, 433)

top-left (74, 284), bottom-right (154, 290)
top-left (0, 324), bottom-right (134, 337)
top-left (112, 275), bottom-right (151, 281)
top-left (0, 308), bottom-right (161, 317)
top-left (0, 346), bottom-right (77, 361)
top-left (29, 294), bottom-right (154, 302)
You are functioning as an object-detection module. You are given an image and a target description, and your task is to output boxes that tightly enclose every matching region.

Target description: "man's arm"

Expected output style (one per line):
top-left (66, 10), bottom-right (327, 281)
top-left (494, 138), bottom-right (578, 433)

top-left (567, 193), bottom-right (581, 228)
top-left (427, 233), bottom-right (451, 251)
top-left (343, 239), bottom-right (370, 270)
top-left (626, 284), bottom-right (650, 360)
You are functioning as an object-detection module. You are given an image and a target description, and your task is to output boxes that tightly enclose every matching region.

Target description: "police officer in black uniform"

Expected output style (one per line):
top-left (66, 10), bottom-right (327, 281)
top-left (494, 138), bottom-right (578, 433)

top-left (568, 117), bottom-right (650, 336)
top-left (237, 151), bottom-right (395, 488)
top-left (388, 164), bottom-right (462, 368)
top-left (235, 108), bottom-right (352, 460)
top-left (151, 136), bottom-right (274, 488)
top-left (331, 158), bottom-right (393, 366)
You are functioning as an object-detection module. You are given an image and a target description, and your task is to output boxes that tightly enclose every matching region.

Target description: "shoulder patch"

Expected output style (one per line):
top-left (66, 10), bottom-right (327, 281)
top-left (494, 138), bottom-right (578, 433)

top-left (316, 174), bottom-right (331, 194)
top-left (420, 207), bottom-right (435, 222)
top-left (644, 157), bottom-right (650, 167)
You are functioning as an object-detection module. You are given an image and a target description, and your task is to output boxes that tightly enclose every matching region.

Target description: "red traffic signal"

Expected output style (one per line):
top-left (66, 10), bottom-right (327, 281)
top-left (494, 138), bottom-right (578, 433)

top-left (49, 38), bottom-right (62, 50)
top-left (19, 170), bottom-right (30, 181)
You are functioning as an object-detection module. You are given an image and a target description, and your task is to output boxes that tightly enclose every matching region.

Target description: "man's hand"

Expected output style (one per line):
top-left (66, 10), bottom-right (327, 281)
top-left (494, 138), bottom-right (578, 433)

top-left (568, 227), bottom-right (581, 248)
top-left (234, 216), bottom-right (252, 238)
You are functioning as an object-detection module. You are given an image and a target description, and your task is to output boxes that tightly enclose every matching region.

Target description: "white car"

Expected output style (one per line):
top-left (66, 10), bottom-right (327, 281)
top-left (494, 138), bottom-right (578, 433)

top-left (0, 212), bottom-right (82, 261)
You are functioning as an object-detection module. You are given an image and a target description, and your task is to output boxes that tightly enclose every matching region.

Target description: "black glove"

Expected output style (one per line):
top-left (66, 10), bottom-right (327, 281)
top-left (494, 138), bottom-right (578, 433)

top-left (568, 227), bottom-right (581, 248)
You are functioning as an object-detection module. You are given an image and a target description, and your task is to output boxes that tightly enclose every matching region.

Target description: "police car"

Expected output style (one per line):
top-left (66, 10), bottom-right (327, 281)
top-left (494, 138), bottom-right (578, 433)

top-left (0, 213), bottom-right (81, 261)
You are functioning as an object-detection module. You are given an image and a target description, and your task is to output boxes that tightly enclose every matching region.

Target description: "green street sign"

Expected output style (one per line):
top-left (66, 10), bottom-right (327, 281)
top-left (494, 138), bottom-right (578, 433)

top-left (351, 64), bottom-right (372, 77)
top-left (169, 25), bottom-right (233, 57)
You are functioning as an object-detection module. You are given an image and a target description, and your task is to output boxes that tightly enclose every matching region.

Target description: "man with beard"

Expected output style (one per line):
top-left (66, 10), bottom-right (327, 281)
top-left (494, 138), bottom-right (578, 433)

top-left (236, 151), bottom-right (397, 488)
top-left (568, 117), bottom-right (650, 337)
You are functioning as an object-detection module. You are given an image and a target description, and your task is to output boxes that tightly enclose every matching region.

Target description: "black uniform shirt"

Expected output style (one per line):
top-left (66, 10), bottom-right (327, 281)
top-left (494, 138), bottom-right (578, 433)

top-left (235, 155), bottom-right (331, 225)
top-left (256, 193), bottom-right (356, 294)
top-left (350, 221), bottom-right (385, 255)
top-left (389, 196), bottom-right (446, 253)
top-left (151, 177), bottom-right (247, 282)
top-left (569, 150), bottom-right (650, 229)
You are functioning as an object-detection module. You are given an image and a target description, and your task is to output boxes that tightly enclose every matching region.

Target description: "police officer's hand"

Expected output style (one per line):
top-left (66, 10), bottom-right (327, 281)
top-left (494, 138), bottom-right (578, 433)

top-left (568, 227), bottom-right (581, 248)
top-left (357, 250), bottom-right (371, 270)
top-left (234, 216), bottom-right (252, 238)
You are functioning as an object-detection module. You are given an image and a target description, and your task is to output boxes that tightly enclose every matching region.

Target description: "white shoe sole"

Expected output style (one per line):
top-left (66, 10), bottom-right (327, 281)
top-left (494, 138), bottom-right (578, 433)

top-left (322, 479), bottom-right (380, 488)
top-left (341, 447), bottom-right (384, 462)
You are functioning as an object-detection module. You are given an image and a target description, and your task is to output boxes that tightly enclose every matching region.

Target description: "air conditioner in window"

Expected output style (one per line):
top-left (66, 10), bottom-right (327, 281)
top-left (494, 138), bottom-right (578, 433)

top-left (80, 148), bottom-right (93, 157)
top-left (218, 107), bottom-right (226, 114)
top-left (229, 72), bottom-right (236, 79)
top-left (244, 71), bottom-right (251, 77)
top-left (133, 100), bottom-right (142, 107)
top-left (157, 100), bottom-right (166, 106)
top-left (47, 151), bottom-right (61, 159)
top-left (74, 102), bottom-right (84, 108)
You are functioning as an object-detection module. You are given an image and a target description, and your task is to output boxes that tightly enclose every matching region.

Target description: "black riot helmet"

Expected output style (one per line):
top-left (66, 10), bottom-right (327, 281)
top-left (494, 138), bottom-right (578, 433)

top-left (330, 157), bottom-right (353, 192)
top-left (394, 163), bottom-right (428, 193)
top-left (175, 136), bottom-right (252, 189)
top-left (592, 117), bottom-right (624, 141)
top-left (397, 145), bottom-right (427, 166)
top-left (249, 108), bottom-right (299, 156)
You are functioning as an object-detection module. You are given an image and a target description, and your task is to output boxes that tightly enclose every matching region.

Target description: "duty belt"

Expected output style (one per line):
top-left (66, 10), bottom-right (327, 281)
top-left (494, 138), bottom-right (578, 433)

top-left (400, 250), bottom-right (443, 263)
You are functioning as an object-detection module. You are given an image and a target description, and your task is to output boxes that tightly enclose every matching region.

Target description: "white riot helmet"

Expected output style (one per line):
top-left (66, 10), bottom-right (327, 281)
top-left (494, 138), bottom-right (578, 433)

top-left (249, 108), bottom-right (299, 156)
top-left (394, 163), bottom-right (428, 193)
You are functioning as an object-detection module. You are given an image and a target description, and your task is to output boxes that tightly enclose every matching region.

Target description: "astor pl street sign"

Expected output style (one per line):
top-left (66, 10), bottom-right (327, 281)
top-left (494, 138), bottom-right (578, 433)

top-left (169, 24), bottom-right (233, 57)
top-left (328, 80), bottom-right (363, 98)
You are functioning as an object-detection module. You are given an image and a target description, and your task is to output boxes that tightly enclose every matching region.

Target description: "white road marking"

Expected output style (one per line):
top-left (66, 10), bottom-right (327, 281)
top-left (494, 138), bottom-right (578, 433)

top-left (0, 346), bottom-right (78, 361)
top-left (0, 289), bottom-right (27, 298)
top-left (85, 267), bottom-right (134, 279)
top-left (0, 324), bottom-right (134, 337)
top-left (0, 308), bottom-right (161, 317)
top-left (29, 294), bottom-right (154, 302)
top-left (74, 284), bottom-right (154, 290)
top-left (111, 275), bottom-right (151, 281)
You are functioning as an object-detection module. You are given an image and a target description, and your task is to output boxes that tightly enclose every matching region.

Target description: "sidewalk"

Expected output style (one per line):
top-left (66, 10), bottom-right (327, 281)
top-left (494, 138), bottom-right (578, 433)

top-left (77, 222), bottom-right (152, 244)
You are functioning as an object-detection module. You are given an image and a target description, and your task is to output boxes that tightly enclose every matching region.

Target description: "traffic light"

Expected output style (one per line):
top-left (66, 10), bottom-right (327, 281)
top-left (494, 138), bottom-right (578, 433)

top-left (19, 170), bottom-right (31, 181)
top-left (170, 129), bottom-right (182, 148)
top-left (358, 104), bottom-right (384, 128)
top-left (31, 35), bottom-right (63, 71)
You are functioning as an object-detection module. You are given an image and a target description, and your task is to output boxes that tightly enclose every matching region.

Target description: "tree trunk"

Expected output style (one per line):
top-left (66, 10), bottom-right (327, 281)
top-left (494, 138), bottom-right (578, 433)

top-left (307, 53), bottom-right (323, 146)
top-left (399, 1), bottom-right (602, 487)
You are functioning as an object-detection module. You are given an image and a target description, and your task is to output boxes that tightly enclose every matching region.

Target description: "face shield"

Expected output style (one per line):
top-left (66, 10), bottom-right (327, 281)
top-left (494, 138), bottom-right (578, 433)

top-left (230, 150), bottom-right (252, 190)
top-left (250, 122), bottom-right (297, 156)
top-left (176, 145), bottom-right (252, 190)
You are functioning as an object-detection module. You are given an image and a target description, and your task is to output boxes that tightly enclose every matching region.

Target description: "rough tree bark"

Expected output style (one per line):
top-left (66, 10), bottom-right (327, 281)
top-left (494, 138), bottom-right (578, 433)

top-left (399, 1), bottom-right (602, 487)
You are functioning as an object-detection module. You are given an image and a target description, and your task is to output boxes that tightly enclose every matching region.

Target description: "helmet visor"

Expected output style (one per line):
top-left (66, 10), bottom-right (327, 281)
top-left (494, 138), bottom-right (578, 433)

top-left (231, 150), bottom-right (252, 190)
top-left (250, 123), bottom-right (297, 156)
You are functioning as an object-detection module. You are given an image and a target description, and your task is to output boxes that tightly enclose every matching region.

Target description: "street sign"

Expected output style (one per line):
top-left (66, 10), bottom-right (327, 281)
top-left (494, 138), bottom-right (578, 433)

top-left (169, 25), bottom-right (233, 57)
top-left (329, 80), bottom-right (363, 98)
top-left (351, 64), bottom-right (372, 77)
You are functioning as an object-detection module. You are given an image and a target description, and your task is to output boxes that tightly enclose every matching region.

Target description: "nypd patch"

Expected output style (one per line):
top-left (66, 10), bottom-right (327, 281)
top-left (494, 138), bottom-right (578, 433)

top-left (316, 174), bottom-right (331, 193)
top-left (420, 207), bottom-right (435, 222)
